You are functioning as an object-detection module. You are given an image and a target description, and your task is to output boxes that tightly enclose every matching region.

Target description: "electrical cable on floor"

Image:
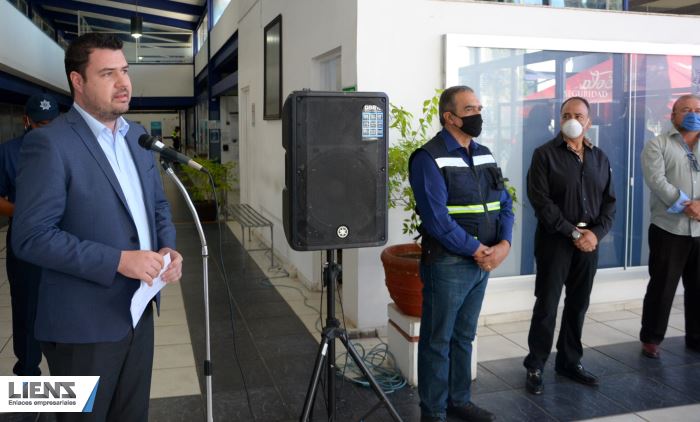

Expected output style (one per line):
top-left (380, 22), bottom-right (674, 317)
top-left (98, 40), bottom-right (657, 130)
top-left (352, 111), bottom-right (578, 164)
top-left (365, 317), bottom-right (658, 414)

top-left (335, 341), bottom-right (407, 394)
top-left (224, 237), bottom-right (324, 332)
top-left (333, 264), bottom-right (407, 395)
top-left (269, 282), bottom-right (323, 329)
top-left (220, 227), bottom-right (328, 340)
top-left (217, 210), bottom-right (340, 419)
top-left (262, 248), bottom-right (290, 278)
top-left (226, 225), bottom-right (288, 279)
top-left (216, 230), bottom-right (407, 408)
top-left (333, 261), bottom-right (353, 409)
top-left (314, 314), bottom-right (324, 335)
top-left (228, 233), bottom-right (332, 323)
top-left (207, 173), bottom-right (255, 420)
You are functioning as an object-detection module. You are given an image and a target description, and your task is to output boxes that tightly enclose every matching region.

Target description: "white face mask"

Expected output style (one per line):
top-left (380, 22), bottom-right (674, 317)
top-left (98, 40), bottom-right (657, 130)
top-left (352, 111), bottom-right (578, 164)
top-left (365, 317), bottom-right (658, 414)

top-left (561, 118), bottom-right (584, 139)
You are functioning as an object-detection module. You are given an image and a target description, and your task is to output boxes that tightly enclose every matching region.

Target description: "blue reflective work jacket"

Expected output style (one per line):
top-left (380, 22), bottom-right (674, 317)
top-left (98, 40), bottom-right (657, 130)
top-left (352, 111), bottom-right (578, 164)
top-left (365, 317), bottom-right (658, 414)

top-left (411, 133), bottom-right (506, 260)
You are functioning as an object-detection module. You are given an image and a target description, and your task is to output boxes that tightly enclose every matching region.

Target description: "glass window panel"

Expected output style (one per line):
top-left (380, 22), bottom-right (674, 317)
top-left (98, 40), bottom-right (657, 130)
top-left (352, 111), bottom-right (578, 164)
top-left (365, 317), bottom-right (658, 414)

top-left (448, 41), bottom-right (700, 275)
top-left (196, 14), bottom-right (209, 53)
top-left (449, 46), bottom-right (642, 275)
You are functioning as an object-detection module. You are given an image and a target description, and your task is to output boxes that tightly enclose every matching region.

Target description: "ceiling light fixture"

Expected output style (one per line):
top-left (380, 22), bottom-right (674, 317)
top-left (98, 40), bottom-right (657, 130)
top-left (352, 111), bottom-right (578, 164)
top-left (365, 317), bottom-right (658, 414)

top-left (131, 0), bottom-right (142, 39)
top-left (131, 15), bottom-right (143, 39)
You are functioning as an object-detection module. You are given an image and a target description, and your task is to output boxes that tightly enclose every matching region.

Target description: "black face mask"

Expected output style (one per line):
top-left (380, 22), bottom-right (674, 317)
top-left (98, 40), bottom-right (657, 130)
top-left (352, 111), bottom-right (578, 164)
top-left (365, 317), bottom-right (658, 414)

top-left (454, 113), bottom-right (483, 138)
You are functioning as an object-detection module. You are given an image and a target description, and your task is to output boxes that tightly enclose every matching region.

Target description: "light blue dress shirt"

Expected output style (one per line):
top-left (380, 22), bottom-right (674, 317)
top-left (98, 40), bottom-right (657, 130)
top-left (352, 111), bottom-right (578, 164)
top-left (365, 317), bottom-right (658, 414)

top-left (73, 103), bottom-right (152, 252)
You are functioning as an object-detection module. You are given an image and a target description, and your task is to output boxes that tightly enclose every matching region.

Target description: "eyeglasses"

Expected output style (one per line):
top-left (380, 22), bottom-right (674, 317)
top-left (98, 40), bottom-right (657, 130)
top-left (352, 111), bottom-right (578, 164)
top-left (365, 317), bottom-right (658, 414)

top-left (687, 152), bottom-right (700, 172)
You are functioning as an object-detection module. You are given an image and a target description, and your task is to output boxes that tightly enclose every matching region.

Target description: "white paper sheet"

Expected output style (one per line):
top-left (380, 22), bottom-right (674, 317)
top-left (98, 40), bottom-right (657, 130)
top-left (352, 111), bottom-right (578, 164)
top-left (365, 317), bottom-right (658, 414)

top-left (130, 253), bottom-right (171, 328)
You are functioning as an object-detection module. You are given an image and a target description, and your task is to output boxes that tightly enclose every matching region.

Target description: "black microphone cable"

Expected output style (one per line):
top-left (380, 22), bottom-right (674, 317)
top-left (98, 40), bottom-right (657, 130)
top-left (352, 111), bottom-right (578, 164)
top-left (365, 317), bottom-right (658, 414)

top-left (164, 159), bottom-right (256, 420)
top-left (151, 140), bottom-right (255, 419)
top-left (204, 169), bottom-right (257, 420)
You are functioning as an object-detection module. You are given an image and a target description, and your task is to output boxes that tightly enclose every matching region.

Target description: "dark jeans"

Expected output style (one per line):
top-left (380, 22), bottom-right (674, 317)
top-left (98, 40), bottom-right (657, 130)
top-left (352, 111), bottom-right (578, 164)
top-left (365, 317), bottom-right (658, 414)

top-left (41, 304), bottom-right (154, 422)
top-left (524, 229), bottom-right (598, 371)
top-left (7, 225), bottom-right (43, 376)
top-left (640, 224), bottom-right (700, 346)
top-left (418, 254), bottom-right (489, 419)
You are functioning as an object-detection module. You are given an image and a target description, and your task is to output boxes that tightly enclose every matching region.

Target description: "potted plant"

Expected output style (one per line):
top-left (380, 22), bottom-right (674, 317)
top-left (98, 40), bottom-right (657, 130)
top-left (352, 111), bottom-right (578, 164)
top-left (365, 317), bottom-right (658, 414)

top-left (382, 91), bottom-right (518, 317)
top-left (382, 91), bottom-right (442, 317)
top-left (180, 158), bottom-right (236, 222)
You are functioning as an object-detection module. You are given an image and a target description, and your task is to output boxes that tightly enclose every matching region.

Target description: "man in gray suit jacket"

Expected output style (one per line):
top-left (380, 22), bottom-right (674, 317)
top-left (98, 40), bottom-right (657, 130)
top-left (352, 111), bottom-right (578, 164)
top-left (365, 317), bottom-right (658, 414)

top-left (12, 33), bottom-right (183, 421)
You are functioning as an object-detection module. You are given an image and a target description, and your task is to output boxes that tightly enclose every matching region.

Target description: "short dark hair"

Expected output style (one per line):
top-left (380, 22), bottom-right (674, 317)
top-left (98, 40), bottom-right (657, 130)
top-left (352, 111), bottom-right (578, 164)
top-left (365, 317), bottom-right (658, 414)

top-left (560, 96), bottom-right (590, 114)
top-left (439, 85), bottom-right (474, 126)
top-left (65, 33), bottom-right (123, 97)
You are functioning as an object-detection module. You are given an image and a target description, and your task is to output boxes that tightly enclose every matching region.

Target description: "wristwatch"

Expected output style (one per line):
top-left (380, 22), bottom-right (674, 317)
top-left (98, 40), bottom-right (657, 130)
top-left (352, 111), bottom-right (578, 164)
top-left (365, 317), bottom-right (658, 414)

top-left (571, 230), bottom-right (582, 241)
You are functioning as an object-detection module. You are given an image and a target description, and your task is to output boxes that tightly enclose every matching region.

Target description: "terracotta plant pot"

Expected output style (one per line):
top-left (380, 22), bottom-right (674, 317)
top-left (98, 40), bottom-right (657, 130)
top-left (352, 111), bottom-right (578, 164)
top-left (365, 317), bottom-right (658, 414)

top-left (381, 243), bottom-right (422, 317)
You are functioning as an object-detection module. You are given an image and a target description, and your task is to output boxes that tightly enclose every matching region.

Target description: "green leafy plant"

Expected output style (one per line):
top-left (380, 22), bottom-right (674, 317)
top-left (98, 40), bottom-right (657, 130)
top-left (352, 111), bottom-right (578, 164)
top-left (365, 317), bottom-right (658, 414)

top-left (389, 90), bottom-right (442, 236)
top-left (389, 90), bottom-right (518, 236)
top-left (505, 180), bottom-right (518, 205)
top-left (181, 158), bottom-right (236, 203)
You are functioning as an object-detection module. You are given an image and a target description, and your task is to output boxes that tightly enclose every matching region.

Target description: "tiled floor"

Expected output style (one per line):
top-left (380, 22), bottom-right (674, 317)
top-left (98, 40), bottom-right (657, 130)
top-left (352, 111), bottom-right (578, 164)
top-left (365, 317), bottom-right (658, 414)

top-left (2, 182), bottom-right (700, 421)
top-left (216, 226), bottom-right (700, 422)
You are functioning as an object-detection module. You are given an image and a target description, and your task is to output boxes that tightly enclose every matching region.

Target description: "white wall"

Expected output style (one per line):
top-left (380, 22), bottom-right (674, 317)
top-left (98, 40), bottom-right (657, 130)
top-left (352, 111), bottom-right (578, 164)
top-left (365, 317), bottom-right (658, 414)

top-left (129, 65), bottom-right (194, 97)
top-left (194, 39), bottom-right (209, 77)
top-left (0, 1), bottom-right (69, 94)
top-left (236, 0), bottom-right (358, 291)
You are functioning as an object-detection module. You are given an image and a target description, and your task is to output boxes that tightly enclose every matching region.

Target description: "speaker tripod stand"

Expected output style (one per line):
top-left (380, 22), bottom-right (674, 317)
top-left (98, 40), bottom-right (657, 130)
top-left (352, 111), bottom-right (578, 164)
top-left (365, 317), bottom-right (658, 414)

top-left (300, 250), bottom-right (403, 422)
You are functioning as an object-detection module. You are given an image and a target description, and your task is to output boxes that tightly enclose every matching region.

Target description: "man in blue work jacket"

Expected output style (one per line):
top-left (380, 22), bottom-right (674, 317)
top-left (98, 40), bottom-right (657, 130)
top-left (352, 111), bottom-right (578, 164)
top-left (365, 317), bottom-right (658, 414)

top-left (409, 86), bottom-right (514, 422)
top-left (0, 93), bottom-right (60, 375)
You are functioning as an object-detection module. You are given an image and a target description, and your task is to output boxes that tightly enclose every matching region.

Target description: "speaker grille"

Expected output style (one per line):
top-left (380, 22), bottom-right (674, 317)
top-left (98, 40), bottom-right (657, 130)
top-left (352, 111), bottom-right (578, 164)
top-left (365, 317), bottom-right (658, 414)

top-left (282, 91), bottom-right (388, 251)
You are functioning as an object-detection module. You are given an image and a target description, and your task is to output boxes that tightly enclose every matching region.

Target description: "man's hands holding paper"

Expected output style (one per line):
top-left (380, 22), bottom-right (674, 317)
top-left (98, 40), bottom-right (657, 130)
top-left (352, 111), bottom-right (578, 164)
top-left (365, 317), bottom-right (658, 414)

top-left (158, 247), bottom-right (183, 283)
top-left (118, 248), bottom-right (183, 285)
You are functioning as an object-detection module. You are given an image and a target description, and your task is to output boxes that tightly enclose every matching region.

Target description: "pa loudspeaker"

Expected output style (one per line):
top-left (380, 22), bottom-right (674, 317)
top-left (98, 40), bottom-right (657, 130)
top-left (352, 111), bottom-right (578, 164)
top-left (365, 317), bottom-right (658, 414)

top-left (282, 90), bottom-right (388, 251)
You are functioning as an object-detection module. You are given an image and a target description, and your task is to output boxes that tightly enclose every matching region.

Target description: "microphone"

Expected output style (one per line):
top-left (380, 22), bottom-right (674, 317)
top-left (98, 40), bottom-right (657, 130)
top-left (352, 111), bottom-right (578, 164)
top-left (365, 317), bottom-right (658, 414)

top-left (138, 134), bottom-right (204, 171)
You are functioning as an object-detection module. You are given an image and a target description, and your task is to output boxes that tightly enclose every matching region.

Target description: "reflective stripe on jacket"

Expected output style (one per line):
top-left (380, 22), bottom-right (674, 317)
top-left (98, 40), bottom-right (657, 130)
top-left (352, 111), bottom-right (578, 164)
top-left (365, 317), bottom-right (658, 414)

top-left (415, 133), bottom-right (505, 249)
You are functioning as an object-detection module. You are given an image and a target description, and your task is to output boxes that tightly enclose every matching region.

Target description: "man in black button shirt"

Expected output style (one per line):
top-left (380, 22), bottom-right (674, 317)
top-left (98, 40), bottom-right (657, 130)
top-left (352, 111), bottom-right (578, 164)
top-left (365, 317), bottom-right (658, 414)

top-left (522, 97), bottom-right (616, 395)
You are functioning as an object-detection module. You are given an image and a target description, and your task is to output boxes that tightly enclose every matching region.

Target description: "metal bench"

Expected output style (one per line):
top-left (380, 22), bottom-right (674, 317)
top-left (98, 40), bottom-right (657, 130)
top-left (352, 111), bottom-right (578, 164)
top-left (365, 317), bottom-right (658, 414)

top-left (228, 203), bottom-right (274, 269)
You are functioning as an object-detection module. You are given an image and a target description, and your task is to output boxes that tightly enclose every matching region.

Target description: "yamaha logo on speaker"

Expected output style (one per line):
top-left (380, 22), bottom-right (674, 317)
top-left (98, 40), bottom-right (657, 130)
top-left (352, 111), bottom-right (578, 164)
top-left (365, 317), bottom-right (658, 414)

top-left (337, 225), bottom-right (349, 238)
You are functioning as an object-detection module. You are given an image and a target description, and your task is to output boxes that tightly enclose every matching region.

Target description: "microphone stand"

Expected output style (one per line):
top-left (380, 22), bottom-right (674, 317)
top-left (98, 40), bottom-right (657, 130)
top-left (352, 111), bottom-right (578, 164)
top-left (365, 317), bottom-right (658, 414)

top-left (161, 160), bottom-right (214, 422)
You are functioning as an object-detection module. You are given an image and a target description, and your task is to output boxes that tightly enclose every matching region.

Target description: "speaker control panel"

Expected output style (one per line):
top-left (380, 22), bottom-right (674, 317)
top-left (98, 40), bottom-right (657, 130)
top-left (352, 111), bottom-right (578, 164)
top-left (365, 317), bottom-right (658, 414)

top-left (361, 105), bottom-right (384, 141)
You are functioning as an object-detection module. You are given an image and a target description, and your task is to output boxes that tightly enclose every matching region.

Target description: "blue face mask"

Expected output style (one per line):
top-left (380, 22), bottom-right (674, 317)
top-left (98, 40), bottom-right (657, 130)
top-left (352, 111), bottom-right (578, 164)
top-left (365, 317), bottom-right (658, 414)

top-left (681, 112), bottom-right (700, 131)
